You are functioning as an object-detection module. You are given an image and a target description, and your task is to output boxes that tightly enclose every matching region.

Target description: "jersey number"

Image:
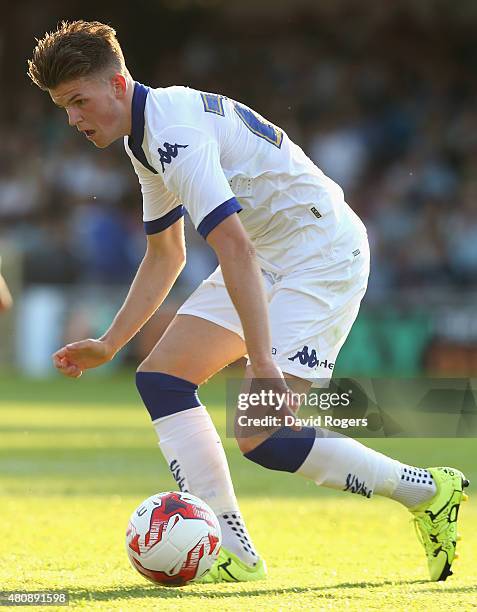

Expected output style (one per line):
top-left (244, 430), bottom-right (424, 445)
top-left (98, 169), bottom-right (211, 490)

top-left (201, 92), bottom-right (283, 149)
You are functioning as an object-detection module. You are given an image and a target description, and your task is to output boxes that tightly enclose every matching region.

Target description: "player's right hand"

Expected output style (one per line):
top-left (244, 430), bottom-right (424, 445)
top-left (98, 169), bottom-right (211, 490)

top-left (52, 339), bottom-right (116, 378)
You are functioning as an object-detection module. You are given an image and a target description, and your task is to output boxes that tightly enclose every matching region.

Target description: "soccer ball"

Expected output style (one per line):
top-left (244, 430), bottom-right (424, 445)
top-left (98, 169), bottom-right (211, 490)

top-left (125, 491), bottom-right (221, 586)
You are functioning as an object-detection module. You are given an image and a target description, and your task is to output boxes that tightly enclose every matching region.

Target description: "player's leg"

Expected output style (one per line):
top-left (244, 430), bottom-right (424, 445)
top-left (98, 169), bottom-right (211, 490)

top-left (236, 249), bottom-right (432, 501)
top-left (239, 368), bottom-right (469, 582)
top-left (238, 355), bottom-right (437, 506)
top-left (135, 271), bottom-right (265, 575)
top-left (137, 312), bottom-right (244, 384)
top-left (236, 253), bottom-right (469, 580)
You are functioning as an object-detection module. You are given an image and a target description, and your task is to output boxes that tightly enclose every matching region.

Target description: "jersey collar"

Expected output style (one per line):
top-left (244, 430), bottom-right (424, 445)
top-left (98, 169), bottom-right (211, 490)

top-left (128, 82), bottom-right (158, 174)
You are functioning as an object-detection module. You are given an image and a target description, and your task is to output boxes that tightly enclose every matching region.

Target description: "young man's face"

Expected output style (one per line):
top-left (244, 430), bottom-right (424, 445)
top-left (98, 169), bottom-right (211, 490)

top-left (49, 73), bottom-right (129, 148)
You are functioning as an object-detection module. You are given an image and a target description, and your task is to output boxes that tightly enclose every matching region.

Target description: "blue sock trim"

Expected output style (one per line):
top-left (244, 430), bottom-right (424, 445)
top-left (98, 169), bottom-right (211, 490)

top-left (244, 426), bottom-right (316, 473)
top-left (135, 371), bottom-right (201, 420)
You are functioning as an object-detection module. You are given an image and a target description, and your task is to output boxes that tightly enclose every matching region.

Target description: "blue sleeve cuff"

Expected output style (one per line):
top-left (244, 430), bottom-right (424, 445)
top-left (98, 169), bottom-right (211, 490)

top-left (144, 205), bottom-right (185, 234)
top-left (197, 197), bottom-right (242, 239)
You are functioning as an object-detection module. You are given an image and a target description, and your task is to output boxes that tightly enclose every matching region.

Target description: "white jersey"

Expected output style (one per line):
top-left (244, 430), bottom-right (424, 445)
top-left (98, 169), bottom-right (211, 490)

top-left (124, 82), bottom-right (367, 274)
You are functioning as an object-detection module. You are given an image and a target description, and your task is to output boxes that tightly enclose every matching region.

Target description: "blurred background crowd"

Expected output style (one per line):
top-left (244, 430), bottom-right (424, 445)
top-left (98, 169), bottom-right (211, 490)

top-left (1, 0), bottom-right (477, 375)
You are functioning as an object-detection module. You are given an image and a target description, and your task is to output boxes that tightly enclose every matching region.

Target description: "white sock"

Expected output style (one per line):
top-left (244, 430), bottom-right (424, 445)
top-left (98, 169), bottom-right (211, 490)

top-left (296, 429), bottom-right (436, 507)
top-left (153, 406), bottom-right (259, 564)
top-left (390, 465), bottom-right (436, 508)
top-left (218, 511), bottom-right (259, 566)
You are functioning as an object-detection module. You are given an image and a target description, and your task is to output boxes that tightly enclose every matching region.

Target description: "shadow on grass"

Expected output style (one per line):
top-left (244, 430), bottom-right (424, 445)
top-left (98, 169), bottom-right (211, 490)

top-left (321, 580), bottom-right (476, 594)
top-left (416, 585), bottom-right (477, 593)
top-left (66, 578), bottom-right (431, 602)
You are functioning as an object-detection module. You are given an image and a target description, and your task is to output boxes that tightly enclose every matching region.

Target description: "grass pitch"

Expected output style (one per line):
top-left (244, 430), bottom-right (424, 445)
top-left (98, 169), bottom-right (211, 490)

top-left (0, 372), bottom-right (476, 611)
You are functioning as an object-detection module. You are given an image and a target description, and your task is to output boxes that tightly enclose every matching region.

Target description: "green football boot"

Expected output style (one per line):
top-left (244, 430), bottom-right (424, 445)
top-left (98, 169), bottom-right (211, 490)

top-left (196, 547), bottom-right (267, 583)
top-left (411, 466), bottom-right (469, 581)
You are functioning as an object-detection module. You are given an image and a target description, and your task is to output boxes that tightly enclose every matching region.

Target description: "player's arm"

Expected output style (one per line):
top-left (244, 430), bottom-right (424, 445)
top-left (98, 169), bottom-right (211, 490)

top-left (100, 217), bottom-right (185, 352)
top-left (53, 218), bottom-right (185, 378)
top-left (207, 213), bottom-right (299, 427)
top-left (206, 214), bottom-right (275, 376)
top-left (0, 272), bottom-right (13, 312)
top-left (155, 128), bottom-right (282, 378)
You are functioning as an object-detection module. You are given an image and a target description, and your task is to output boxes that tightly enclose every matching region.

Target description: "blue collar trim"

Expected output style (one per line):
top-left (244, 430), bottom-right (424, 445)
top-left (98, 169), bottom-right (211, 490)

top-left (128, 82), bottom-right (158, 174)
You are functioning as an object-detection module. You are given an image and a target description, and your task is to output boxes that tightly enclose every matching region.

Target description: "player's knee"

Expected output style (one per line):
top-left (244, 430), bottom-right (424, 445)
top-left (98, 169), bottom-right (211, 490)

top-left (236, 435), bottom-right (259, 455)
top-left (135, 371), bottom-right (201, 421)
top-left (136, 359), bottom-right (149, 373)
top-left (241, 426), bottom-right (316, 473)
top-left (137, 355), bottom-right (163, 373)
top-left (137, 345), bottom-right (183, 374)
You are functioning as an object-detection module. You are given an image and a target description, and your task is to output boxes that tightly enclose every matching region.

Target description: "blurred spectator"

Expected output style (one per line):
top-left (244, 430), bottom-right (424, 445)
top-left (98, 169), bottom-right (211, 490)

top-left (446, 181), bottom-right (477, 285)
top-left (1, 0), bottom-right (477, 302)
top-left (308, 111), bottom-right (369, 191)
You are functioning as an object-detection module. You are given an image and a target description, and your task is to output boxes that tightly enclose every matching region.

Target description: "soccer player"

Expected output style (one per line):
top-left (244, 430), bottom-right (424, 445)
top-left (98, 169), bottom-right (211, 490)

top-left (28, 21), bottom-right (468, 583)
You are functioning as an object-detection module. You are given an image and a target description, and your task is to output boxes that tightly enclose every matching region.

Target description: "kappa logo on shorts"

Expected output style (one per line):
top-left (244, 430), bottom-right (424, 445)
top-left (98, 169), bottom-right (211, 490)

top-left (288, 345), bottom-right (334, 370)
top-left (157, 142), bottom-right (189, 172)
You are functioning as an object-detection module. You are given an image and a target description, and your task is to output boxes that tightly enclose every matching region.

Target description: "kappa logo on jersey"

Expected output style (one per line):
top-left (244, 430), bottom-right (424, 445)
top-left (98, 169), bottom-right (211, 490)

top-left (157, 142), bottom-right (189, 172)
top-left (288, 345), bottom-right (334, 370)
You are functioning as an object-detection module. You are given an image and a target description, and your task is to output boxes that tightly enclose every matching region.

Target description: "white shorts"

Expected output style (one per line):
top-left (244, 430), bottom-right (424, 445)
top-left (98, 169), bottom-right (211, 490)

top-left (177, 242), bottom-right (370, 383)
